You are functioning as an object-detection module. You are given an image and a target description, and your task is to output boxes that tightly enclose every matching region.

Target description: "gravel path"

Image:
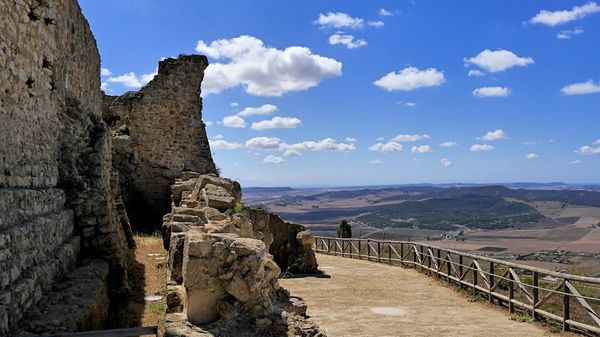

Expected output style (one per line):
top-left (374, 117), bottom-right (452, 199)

top-left (281, 253), bottom-right (569, 337)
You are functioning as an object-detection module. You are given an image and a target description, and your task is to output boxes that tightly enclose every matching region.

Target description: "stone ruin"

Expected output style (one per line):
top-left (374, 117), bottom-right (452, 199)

top-left (162, 173), bottom-right (324, 336)
top-left (1, 0), bottom-right (323, 336)
top-left (103, 56), bottom-right (217, 231)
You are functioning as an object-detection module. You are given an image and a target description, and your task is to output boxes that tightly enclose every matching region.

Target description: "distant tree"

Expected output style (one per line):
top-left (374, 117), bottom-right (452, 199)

top-left (336, 219), bottom-right (352, 238)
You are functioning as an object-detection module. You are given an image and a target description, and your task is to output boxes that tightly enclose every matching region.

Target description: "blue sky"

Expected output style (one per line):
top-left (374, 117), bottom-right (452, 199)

top-left (81, 1), bottom-right (600, 186)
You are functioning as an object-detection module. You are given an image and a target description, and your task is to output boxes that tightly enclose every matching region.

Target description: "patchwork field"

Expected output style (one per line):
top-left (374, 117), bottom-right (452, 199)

top-left (244, 184), bottom-right (600, 276)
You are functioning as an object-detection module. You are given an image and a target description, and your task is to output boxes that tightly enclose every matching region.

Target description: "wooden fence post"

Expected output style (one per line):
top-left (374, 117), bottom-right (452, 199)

top-left (388, 242), bottom-right (392, 264)
top-left (459, 255), bottom-right (464, 290)
top-left (473, 262), bottom-right (478, 297)
top-left (563, 280), bottom-right (570, 332)
top-left (400, 243), bottom-right (404, 265)
top-left (489, 262), bottom-right (495, 303)
top-left (420, 245), bottom-right (425, 272)
top-left (447, 253), bottom-right (451, 284)
top-left (377, 241), bottom-right (381, 263)
top-left (509, 272), bottom-right (515, 314)
top-left (358, 240), bottom-right (361, 260)
top-left (436, 249), bottom-right (441, 278)
top-left (412, 244), bottom-right (417, 268)
top-left (327, 238), bottom-right (331, 254)
top-left (367, 239), bottom-right (371, 261)
top-left (532, 271), bottom-right (539, 320)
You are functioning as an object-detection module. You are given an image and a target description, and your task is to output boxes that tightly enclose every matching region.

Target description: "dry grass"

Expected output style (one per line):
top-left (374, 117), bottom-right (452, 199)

top-left (134, 233), bottom-right (168, 337)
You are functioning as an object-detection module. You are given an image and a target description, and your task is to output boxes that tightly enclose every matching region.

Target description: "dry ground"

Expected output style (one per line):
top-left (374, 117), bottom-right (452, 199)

top-left (281, 254), bottom-right (576, 337)
top-left (133, 235), bottom-right (168, 336)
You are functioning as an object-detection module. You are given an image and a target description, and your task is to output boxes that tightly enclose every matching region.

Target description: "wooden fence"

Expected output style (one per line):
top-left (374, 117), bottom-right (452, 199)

top-left (315, 237), bottom-right (600, 336)
top-left (42, 326), bottom-right (158, 337)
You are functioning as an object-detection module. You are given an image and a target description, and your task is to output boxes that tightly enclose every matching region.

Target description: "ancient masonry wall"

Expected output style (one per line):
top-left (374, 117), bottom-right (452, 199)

top-left (0, 0), bottom-right (134, 334)
top-left (104, 57), bottom-right (218, 230)
top-left (162, 173), bottom-right (324, 336)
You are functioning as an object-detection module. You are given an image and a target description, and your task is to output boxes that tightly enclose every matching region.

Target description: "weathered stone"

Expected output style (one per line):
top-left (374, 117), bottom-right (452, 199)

top-left (244, 208), bottom-right (320, 274)
top-left (0, 1), bottom-right (135, 333)
top-left (105, 56), bottom-right (218, 230)
top-left (166, 285), bottom-right (186, 314)
top-left (203, 184), bottom-right (236, 212)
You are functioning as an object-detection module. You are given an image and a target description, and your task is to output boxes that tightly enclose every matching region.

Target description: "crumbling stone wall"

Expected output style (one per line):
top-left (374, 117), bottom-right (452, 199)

top-left (103, 57), bottom-right (218, 230)
top-left (244, 209), bottom-right (319, 274)
top-left (162, 173), bottom-right (324, 336)
top-left (0, 0), bottom-right (134, 334)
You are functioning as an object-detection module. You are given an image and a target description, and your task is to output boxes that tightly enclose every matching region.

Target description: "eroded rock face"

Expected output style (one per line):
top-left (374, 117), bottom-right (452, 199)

top-left (162, 173), bottom-right (325, 336)
top-left (104, 56), bottom-right (218, 230)
top-left (183, 233), bottom-right (280, 325)
top-left (244, 209), bottom-right (319, 274)
top-left (1, 1), bottom-right (135, 334)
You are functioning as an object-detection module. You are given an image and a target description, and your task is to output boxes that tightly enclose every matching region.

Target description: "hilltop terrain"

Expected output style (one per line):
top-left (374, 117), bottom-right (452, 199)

top-left (244, 183), bottom-right (600, 276)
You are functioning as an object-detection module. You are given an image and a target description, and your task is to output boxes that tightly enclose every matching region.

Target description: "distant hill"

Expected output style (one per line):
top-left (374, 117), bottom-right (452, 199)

top-left (243, 187), bottom-right (294, 193)
top-left (357, 194), bottom-right (542, 230)
top-left (244, 183), bottom-right (600, 230)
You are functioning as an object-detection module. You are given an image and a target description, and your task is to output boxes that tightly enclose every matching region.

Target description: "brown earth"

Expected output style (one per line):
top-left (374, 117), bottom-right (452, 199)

top-left (133, 235), bottom-right (168, 336)
top-left (281, 254), bottom-right (575, 337)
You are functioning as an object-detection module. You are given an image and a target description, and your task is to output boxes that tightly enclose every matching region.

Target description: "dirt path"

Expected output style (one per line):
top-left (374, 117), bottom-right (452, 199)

top-left (281, 254), bottom-right (567, 337)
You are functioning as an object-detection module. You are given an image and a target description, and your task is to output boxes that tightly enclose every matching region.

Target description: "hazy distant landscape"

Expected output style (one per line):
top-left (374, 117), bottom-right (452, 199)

top-left (243, 183), bottom-right (600, 276)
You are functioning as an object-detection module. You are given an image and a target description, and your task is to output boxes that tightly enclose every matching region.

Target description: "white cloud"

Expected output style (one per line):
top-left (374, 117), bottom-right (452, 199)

top-left (230, 102), bottom-right (239, 107)
top-left (196, 35), bottom-right (342, 96)
top-left (222, 115), bottom-right (246, 128)
top-left (245, 137), bottom-right (281, 149)
top-left (482, 129), bottom-right (508, 141)
top-left (391, 134), bottom-right (430, 142)
top-left (314, 12), bottom-right (364, 28)
top-left (396, 101), bottom-right (417, 107)
top-left (368, 21), bottom-right (385, 28)
top-left (576, 145), bottom-right (600, 155)
top-left (100, 82), bottom-right (108, 91)
top-left (205, 121), bottom-right (214, 126)
top-left (412, 157), bottom-right (422, 164)
top-left (470, 144), bottom-right (495, 152)
top-left (594, 139), bottom-right (600, 145)
top-left (468, 69), bottom-right (486, 77)
top-left (237, 104), bottom-right (278, 117)
top-left (568, 159), bottom-right (582, 165)
top-left (213, 134), bottom-right (224, 140)
top-left (211, 139), bottom-right (243, 150)
top-left (368, 142), bottom-right (404, 153)
top-left (280, 138), bottom-right (355, 153)
top-left (376, 137), bottom-right (385, 141)
top-left (251, 116), bottom-right (302, 131)
top-left (374, 67), bottom-right (445, 91)
top-left (557, 28), bottom-right (584, 39)
top-left (283, 149), bottom-right (302, 157)
top-left (464, 49), bottom-right (534, 73)
top-left (440, 141), bottom-right (458, 148)
top-left (264, 155), bottom-right (285, 164)
top-left (328, 33), bottom-right (367, 49)
top-left (411, 145), bottom-right (433, 154)
top-left (526, 153), bottom-right (539, 160)
top-left (101, 68), bottom-right (112, 76)
top-left (523, 140), bottom-right (542, 146)
top-left (106, 69), bottom-right (158, 88)
top-left (560, 80), bottom-right (600, 95)
top-left (529, 2), bottom-right (600, 26)
top-left (344, 137), bottom-right (357, 142)
top-left (441, 158), bottom-right (453, 167)
top-left (370, 159), bottom-right (383, 165)
top-left (379, 8), bottom-right (393, 16)
top-left (472, 86), bottom-right (510, 98)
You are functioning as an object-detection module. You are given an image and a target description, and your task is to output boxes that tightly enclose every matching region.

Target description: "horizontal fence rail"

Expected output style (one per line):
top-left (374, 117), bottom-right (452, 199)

top-left (42, 326), bottom-right (158, 337)
top-left (314, 237), bottom-right (600, 336)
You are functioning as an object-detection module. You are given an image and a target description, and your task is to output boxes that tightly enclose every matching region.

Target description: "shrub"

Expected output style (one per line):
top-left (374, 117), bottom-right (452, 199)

top-left (336, 219), bottom-right (352, 238)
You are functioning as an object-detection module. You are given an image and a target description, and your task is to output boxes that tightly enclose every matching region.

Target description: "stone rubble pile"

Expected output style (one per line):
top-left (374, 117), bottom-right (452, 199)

top-left (162, 173), bottom-right (325, 336)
